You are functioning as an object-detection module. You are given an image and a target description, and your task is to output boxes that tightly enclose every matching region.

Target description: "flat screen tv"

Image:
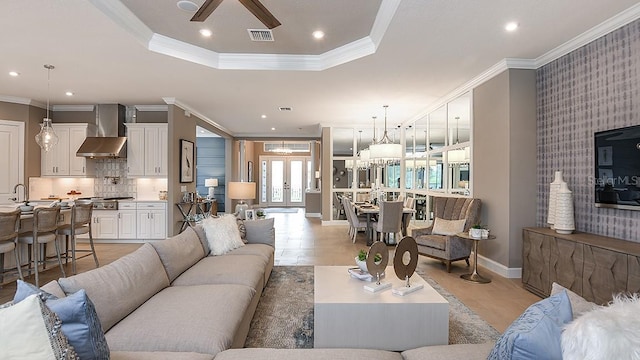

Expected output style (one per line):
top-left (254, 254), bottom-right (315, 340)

top-left (594, 124), bottom-right (640, 210)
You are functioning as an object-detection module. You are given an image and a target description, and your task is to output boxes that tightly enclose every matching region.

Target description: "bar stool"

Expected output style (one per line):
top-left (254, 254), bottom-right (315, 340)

top-left (18, 207), bottom-right (64, 287)
top-left (0, 209), bottom-right (23, 283)
top-left (56, 203), bottom-right (98, 274)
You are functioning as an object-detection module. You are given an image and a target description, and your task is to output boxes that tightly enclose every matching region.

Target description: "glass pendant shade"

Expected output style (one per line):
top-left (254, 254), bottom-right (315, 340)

top-left (35, 118), bottom-right (59, 152)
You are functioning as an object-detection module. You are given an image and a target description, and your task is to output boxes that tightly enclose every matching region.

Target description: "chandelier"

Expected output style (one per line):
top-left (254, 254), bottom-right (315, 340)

top-left (369, 105), bottom-right (402, 162)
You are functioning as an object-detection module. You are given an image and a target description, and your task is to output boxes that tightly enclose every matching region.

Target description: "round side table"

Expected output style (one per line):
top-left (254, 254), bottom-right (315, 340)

top-left (456, 232), bottom-right (496, 284)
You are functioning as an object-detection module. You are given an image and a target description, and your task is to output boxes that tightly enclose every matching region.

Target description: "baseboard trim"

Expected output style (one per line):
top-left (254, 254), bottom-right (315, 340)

top-left (305, 212), bottom-right (321, 218)
top-left (322, 220), bottom-right (349, 226)
top-left (476, 253), bottom-right (522, 279)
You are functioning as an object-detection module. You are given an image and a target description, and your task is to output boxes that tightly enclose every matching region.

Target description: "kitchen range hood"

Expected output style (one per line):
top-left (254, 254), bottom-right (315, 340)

top-left (76, 104), bottom-right (127, 158)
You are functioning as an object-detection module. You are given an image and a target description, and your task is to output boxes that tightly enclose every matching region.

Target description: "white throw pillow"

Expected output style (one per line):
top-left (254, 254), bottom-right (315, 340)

top-left (0, 294), bottom-right (78, 359)
top-left (562, 294), bottom-right (640, 360)
top-left (431, 217), bottom-right (466, 236)
top-left (202, 214), bottom-right (245, 255)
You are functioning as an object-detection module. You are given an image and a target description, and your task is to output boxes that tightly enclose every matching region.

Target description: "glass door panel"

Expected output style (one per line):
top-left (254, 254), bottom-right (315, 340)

top-left (261, 156), bottom-right (308, 207)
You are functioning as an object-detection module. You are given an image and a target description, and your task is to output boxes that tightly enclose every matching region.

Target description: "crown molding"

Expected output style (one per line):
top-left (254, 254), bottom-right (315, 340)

top-left (52, 105), bottom-right (95, 112)
top-left (0, 95), bottom-right (34, 106)
top-left (163, 97), bottom-right (232, 135)
top-left (92, 0), bottom-right (399, 71)
top-left (536, 3), bottom-right (640, 67)
top-left (135, 105), bottom-right (168, 112)
top-left (88, 0), bottom-right (153, 46)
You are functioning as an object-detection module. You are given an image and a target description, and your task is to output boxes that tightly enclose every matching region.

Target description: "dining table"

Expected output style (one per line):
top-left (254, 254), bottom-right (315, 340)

top-left (353, 202), bottom-right (416, 245)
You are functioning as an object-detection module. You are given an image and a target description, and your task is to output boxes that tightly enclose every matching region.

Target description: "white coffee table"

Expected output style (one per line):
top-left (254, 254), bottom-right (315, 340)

top-left (314, 266), bottom-right (449, 351)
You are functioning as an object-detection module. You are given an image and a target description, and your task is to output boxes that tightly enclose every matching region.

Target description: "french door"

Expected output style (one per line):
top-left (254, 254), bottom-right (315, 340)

top-left (260, 156), bottom-right (309, 207)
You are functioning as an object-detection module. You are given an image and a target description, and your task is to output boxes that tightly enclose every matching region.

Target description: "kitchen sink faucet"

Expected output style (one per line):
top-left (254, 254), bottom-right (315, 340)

top-left (13, 183), bottom-right (28, 203)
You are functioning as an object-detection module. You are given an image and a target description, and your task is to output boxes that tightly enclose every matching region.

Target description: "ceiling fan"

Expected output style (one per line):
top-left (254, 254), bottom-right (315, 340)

top-left (191, 0), bottom-right (281, 29)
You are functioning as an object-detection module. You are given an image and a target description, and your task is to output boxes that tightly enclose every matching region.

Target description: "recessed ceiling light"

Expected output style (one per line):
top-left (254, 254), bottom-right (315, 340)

top-left (312, 30), bottom-right (325, 39)
top-left (65, 91), bottom-right (74, 96)
top-left (261, 114), bottom-right (267, 119)
top-left (200, 29), bottom-right (212, 37)
top-left (505, 22), bottom-right (518, 32)
top-left (9, 71), bottom-right (19, 77)
top-left (271, 127), bottom-right (276, 131)
top-left (177, 0), bottom-right (199, 12)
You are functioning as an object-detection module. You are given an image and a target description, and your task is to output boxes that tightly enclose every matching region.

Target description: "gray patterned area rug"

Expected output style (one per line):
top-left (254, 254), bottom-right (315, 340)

top-left (245, 266), bottom-right (500, 348)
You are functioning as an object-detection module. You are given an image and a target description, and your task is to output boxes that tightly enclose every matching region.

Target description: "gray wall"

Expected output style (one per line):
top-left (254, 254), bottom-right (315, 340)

top-left (168, 105), bottom-right (197, 236)
top-left (0, 101), bottom-right (44, 179)
top-left (536, 18), bottom-right (640, 242)
top-left (473, 69), bottom-right (538, 268)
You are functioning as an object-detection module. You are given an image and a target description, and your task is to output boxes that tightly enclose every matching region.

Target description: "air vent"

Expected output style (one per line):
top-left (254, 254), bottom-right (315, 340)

top-left (248, 29), bottom-right (274, 42)
top-left (279, 107), bottom-right (292, 111)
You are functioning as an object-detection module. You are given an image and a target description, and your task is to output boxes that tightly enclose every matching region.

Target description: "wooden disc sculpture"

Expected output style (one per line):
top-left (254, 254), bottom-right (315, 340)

top-left (366, 241), bottom-right (389, 285)
top-left (393, 236), bottom-right (419, 287)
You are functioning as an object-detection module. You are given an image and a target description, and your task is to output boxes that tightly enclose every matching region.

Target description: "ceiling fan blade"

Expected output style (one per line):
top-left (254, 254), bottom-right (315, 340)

top-left (191, 0), bottom-right (224, 22)
top-left (238, 0), bottom-right (281, 29)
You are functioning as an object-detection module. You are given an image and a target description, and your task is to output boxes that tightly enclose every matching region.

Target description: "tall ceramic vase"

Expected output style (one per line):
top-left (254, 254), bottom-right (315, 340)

top-left (547, 171), bottom-right (566, 229)
top-left (554, 182), bottom-right (575, 234)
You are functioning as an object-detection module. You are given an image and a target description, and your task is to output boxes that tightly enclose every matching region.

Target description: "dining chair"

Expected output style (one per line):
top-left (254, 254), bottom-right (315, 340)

top-left (56, 203), bottom-right (99, 275)
top-left (371, 201), bottom-right (404, 245)
top-left (0, 209), bottom-right (23, 283)
top-left (342, 197), bottom-right (368, 243)
top-left (18, 207), bottom-right (64, 287)
top-left (402, 196), bottom-right (415, 235)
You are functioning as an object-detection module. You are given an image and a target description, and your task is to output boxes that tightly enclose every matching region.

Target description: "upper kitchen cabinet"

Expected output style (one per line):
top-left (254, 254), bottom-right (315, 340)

top-left (125, 123), bottom-right (167, 177)
top-left (42, 123), bottom-right (95, 177)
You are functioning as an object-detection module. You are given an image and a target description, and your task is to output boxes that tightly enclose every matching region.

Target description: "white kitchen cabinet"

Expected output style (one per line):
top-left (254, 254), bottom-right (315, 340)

top-left (136, 202), bottom-right (166, 239)
top-left (91, 210), bottom-right (118, 240)
top-left (125, 124), bottom-right (167, 177)
top-left (117, 202), bottom-right (137, 239)
top-left (42, 123), bottom-right (94, 177)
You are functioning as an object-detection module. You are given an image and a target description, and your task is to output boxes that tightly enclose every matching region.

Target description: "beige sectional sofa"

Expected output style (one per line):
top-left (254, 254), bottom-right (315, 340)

top-left (40, 220), bottom-right (275, 360)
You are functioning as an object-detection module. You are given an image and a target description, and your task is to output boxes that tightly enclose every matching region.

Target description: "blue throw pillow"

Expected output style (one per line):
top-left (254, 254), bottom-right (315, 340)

top-left (14, 280), bottom-right (110, 360)
top-left (487, 290), bottom-right (573, 360)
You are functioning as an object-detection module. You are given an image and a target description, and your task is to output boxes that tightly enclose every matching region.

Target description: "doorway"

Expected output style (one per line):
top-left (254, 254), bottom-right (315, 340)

top-left (260, 156), bottom-right (310, 207)
top-left (0, 120), bottom-right (24, 204)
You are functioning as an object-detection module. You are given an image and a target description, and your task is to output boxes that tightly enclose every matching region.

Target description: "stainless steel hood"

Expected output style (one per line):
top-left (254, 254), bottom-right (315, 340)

top-left (76, 104), bottom-right (127, 158)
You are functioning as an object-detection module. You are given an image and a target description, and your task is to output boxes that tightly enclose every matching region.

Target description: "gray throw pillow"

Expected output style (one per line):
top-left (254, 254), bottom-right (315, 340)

top-left (244, 217), bottom-right (275, 246)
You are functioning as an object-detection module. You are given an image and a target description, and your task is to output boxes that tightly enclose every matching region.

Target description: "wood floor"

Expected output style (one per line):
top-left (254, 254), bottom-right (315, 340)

top-left (0, 209), bottom-right (541, 333)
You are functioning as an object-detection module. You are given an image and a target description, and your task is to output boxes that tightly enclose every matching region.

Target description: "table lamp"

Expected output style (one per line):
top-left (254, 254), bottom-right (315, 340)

top-left (205, 178), bottom-right (218, 199)
top-left (228, 181), bottom-right (256, 219)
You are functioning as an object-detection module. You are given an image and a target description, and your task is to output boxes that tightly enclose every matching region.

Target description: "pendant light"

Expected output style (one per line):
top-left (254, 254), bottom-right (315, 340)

top-left (35, 64), bottom-right (59, 152)
top-left (370, 105), bottom-right (402, 162)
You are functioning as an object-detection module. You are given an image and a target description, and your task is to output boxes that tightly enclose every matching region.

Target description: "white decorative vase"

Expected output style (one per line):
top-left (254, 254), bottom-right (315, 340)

top-left (554, 182), bottom-right (575, 234)
top-left (469, 228), bottom-right (483, 238)
top-left (355, 257), bottom-right (368, 273)
top-left (547, 171), bottom-right (565, 229)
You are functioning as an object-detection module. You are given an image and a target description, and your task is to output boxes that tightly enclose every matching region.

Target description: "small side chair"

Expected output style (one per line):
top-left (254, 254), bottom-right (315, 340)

top-left (0, 209), bottom-right (23, 283)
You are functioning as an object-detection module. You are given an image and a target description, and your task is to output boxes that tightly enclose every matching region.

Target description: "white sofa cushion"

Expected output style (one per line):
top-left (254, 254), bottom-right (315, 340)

top-left (215, 348), bottom-right (403, 360)
top-left (402, 343), bottom-right (495, 360)
top-left (171, 254), bottom-right (266, 290)
top-left (151, 227), bottom-right (206, 282)
top-left (111, 351), bottom-right (214, 360)
top-left (105, 284), bottom-right (256, 356)
top-left (58, 243), bottom-right (170, 331)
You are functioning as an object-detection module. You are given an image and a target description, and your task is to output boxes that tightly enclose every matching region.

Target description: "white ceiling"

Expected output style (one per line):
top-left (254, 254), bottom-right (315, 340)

top-left (0, 0), bottom-right (638, 138)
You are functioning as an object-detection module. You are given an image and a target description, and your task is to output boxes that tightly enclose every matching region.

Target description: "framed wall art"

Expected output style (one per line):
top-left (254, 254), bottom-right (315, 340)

top-left (180, 139), bottom-right (194, 183)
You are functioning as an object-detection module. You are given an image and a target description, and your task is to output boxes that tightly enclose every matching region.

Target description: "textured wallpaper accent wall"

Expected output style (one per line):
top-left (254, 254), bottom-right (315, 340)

top-left (536, 19), bottom-right (640, 242)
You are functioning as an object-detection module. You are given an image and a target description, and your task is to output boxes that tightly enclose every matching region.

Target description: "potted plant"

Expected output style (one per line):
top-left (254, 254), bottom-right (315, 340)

top-left (355, 249), bottom-right (382, 273)
top-left (469, 224), bottom-right (484, 238)
top-left (255, 209), bottom-right (265, 219)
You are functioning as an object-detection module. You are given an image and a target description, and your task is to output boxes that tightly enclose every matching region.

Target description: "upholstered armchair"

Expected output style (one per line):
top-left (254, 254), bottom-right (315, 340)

top-left (411, 197), bottom-right (482, 272)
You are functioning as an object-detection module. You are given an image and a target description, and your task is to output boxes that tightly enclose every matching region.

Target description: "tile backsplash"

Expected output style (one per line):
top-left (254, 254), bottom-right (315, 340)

top-left (28, 158), bottom-right (168, 201)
